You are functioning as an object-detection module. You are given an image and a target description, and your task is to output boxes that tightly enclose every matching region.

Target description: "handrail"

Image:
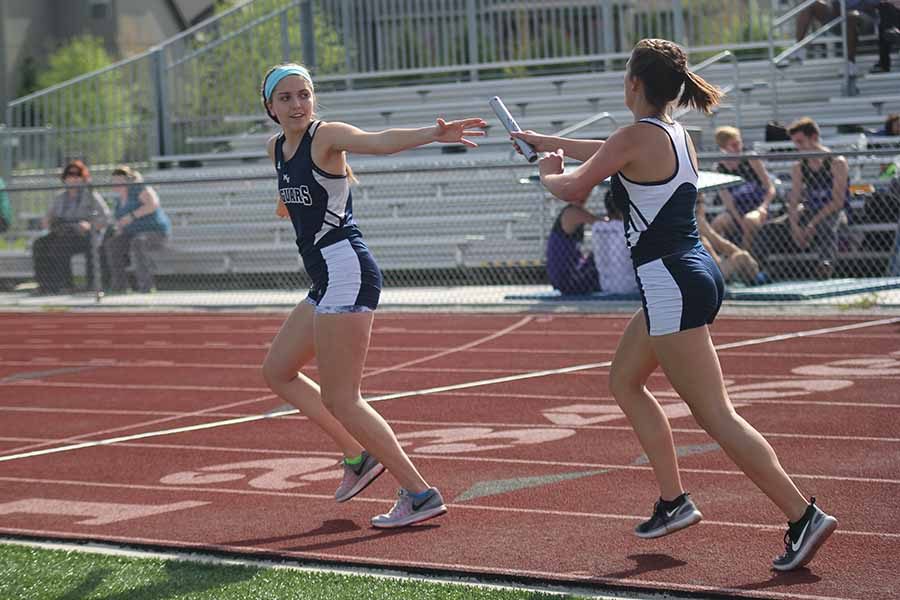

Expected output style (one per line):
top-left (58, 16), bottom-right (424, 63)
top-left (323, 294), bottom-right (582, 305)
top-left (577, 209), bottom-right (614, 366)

top-left (552, 112), bottom-right (618, 138)
top-left (768, 0), bottom-right (851, 121)
top-left (7, 0), bottom-right (302, 106)
top-left (773, 16), bottom-right (843, 65)
top-left (773, 0), bottom-right (820, 29)
top-left (170, 4), bottom-right (298, 68)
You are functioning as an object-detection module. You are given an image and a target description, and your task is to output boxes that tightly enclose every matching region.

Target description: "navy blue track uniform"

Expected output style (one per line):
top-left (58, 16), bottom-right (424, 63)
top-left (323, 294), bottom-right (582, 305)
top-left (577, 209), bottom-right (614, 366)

top-left (610, 117), bottom-right (724, 336)
top-left (275, 121), bottom-right (382, 312)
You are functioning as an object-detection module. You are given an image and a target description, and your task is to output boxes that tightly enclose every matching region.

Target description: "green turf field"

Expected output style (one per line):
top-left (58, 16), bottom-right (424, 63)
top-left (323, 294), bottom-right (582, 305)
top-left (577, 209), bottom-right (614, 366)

top-left (0, 542), bottom-right (583, 599)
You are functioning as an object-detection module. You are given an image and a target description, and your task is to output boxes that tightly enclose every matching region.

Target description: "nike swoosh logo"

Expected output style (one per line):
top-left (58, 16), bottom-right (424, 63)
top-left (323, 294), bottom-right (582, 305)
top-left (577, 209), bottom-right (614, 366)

top-left (665, 507), bottom-right (680, 518)
top-left (412, 492), bottom-right (433, 511)
top-left (792, 521), bottom-right (810, 552)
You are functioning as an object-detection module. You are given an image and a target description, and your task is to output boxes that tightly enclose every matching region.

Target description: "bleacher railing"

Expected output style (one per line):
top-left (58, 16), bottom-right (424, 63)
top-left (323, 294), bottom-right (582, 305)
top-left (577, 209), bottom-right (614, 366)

top-left (3, 147), bottom-right (898, 305)
top-left (2, 0), bottom-right (792, 176)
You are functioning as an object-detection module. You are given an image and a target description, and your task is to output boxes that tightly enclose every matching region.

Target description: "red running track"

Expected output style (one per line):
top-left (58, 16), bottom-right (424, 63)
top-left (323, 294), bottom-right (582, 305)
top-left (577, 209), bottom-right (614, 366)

top-left (0, 311), bottom-right (898, 599)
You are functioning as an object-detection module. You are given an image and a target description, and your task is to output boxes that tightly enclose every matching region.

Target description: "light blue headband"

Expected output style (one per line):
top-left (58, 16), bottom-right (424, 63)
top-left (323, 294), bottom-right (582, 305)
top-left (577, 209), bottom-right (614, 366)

top-left (264, 65), bottom-right (313, 101)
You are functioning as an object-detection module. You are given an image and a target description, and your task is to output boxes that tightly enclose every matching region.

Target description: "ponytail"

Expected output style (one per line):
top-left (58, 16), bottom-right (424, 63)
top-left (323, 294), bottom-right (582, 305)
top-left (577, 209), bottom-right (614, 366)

top-left (630, 39), bottom-right (724, 115)
top-left (678, 70), bottom-right (723, 115)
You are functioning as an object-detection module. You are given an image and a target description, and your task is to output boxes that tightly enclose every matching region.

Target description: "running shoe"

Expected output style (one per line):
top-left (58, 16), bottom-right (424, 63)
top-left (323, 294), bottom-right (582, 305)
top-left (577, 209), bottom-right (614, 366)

top-left (334, 451), bottom-right (385, 503)
top-left (772, 497), bottom-right (838, 571)
top-left (371, 488), bottom-right (447, 528)
top-left (634, 492), bottom-right (703, 539)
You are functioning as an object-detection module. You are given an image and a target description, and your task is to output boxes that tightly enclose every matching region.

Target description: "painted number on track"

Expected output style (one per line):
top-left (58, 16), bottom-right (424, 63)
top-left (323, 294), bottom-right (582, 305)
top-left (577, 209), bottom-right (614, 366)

top-left (160, 457), bottom-right (340, 490)
top-left (397, 427), bottom-right (575, 454)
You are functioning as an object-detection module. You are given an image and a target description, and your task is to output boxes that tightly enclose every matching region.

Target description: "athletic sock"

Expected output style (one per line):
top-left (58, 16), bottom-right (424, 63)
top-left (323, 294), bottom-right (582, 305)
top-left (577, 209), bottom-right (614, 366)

top-left (788, 498), bottom-right (817, 537)
top-left (659, 493), bottom-right (687, 511)
top-left (343, 454), bottom-right (364, 466)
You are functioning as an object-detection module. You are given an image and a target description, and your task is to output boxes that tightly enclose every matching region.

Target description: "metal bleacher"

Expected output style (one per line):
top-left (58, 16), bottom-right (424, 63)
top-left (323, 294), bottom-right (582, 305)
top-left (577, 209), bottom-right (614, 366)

top-left (3, 51), bottom-right (899, 286)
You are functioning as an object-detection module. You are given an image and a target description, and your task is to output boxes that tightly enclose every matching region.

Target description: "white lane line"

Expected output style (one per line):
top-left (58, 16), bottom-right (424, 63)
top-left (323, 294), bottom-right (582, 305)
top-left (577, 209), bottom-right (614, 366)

top-left (361, 316), bottom-right (533, 378)
top-left (1, 380), bottom-right (270, 393)
top-left (2, 408), bottom-right (897, 444)
top-left (0, 320), bottom-right (538, 462)
top-left (0, 394), bottom-right (276, 459)
top-left (0, 316), bottom-right (897, 464)
top-left (1, 439), bottom-right (895, 485)
top-left (1, 476), bottom-right (899, 541)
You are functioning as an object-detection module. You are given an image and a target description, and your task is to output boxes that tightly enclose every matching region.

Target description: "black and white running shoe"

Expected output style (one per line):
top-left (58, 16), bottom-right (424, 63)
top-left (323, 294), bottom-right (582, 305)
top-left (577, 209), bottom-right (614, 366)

top-left (772, 497), bottom-right (837, 571)
top-left (634, 492), bottom-right (703, 539)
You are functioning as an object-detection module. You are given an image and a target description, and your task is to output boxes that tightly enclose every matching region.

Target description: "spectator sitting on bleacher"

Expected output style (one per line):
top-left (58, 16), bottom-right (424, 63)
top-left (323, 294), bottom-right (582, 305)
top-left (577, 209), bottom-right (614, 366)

top-left (697, 192), bottom-right (761, 285)
top-left (546, 195), bottom-right (601, 295)
top-left (591, 191), bottom-right (638, 295)
top-left (871, 113), bottom-right (900, 179)
top-left (31, 160), bottom-right (110, 295)
top-left (712, 126), bottom-right (776, 252)
top-left (870, 1), bottom-right (900, 73)
top-left (103, 165), bottom-right (171, 294)
top-left (794, 0), bottom-right (881, 76)
top-left (752, 117), bottom-right (849, 280)
top-left (873, 113), bottom-right (900, 136)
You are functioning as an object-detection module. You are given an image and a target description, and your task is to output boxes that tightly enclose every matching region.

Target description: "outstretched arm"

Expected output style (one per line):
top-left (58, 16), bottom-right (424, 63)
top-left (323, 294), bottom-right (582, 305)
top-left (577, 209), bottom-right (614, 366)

top-left (317, 118), bottom-right (486, 156)
top-left (511, 131), bottom-right (604, 162)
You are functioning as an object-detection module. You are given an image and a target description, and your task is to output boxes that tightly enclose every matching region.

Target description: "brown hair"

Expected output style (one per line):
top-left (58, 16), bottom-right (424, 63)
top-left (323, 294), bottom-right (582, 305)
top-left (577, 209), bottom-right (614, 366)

top-left (260, 64), bottom-right (358, 184)
top-left (260, 64), bottom-right (316, 125)
top-left (61, 159), bottom-right (91, 182)
top-left (884, 113), bottom-right (900, 135)
top-left (111, 165), bottom-right (144, 183)
top-left (628, 39), bottom-right (722, 115)
top-left (714, 126), bottom-right (741, 148)
top-left (787, 117), bottom-right (820, 138)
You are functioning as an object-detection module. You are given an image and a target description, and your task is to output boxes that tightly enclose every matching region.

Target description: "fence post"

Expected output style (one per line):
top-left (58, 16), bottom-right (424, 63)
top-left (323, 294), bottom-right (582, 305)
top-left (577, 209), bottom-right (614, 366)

top-left (672, 0), bottom-right (686, 44)
top-left (152, 47), bottom-right (171, 160)
top-left (768, 0), bottom-right (780, 124)
top-left (301, 0), bottom-right (317, 72)
top-left (601, 0), bottom-right (614, 70)
top-left (467, 0), bottom-right (479, 81)
top-left (341, 0), bottom-right (355, 88)
top-left (0, 119), bottom-right (10, 183)
top-left (281, 11), bottom-right (291, 63)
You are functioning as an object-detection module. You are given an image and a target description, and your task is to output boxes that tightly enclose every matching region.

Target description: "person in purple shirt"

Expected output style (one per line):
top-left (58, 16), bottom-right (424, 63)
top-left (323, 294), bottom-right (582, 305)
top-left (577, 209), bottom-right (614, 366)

top-left (545, 197), bottom-right (601, 295)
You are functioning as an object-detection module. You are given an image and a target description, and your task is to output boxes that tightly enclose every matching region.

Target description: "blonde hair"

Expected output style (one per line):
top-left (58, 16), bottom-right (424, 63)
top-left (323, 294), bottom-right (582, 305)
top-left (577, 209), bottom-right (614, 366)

top-left (714, 126), bottom-right (741, 148)
top-left (111, 165), bottom-right (144, 183)
top-left (788, 117), bottom-right (820, 138)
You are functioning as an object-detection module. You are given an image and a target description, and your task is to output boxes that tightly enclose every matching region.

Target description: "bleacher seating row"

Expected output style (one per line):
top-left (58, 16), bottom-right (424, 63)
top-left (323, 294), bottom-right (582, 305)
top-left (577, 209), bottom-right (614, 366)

top-left (3, 56), bottom-right (899, 286)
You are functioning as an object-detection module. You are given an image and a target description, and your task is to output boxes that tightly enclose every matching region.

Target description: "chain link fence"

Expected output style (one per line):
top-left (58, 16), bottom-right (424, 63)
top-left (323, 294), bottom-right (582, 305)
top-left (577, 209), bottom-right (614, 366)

top-left (1, 145), bottom-right (898, 305)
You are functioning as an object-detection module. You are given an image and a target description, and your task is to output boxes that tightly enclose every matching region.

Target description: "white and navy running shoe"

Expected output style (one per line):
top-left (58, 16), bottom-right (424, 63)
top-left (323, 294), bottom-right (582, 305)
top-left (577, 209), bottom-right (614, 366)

top-left (371, 488), bottom-right (447, 528)
top-left (634, 492), bottom-right (703, 539)
top-left (334, 451), bottom-right (385, 503)
top-left (772, 497), bottom-right (838, 571)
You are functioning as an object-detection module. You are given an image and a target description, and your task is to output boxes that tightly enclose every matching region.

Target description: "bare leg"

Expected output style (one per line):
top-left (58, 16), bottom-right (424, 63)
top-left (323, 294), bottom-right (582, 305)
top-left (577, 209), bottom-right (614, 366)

top-left (315, 311), bottom-right (429, 494)
top-left (262, 302), bottom-right (364, 458)
top-left (650, 325), bottom-right (809, 521)
top-left (796, 1), bottom-right (831, 40)
top-left (741, 210), bottom-right (765, 251)
top-left (609, 311), bottom-right (684, 500)
top-left (711, 212), bottom-right (738, 240)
